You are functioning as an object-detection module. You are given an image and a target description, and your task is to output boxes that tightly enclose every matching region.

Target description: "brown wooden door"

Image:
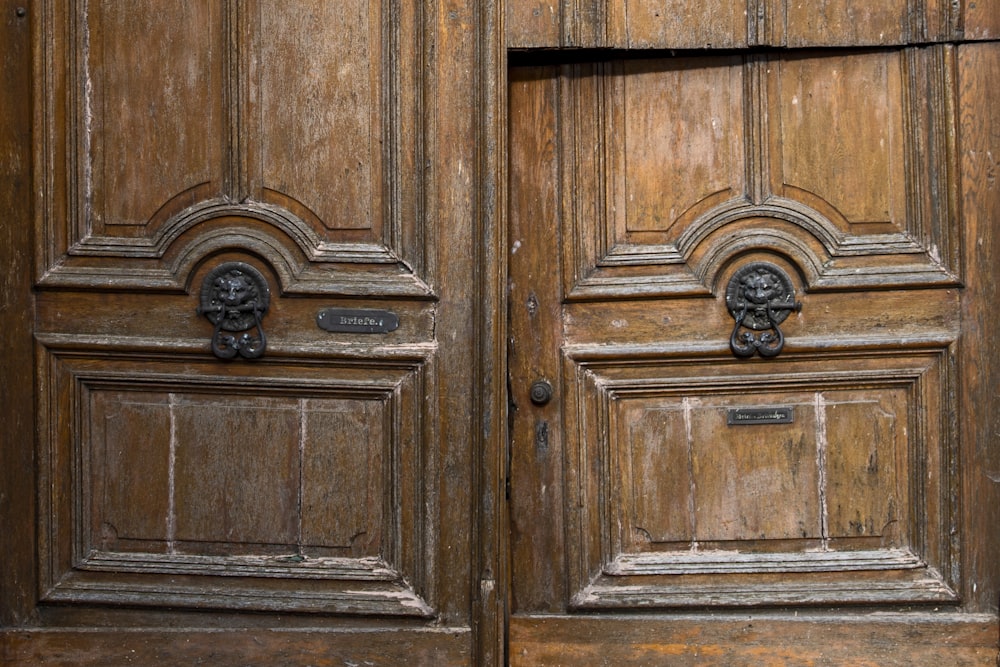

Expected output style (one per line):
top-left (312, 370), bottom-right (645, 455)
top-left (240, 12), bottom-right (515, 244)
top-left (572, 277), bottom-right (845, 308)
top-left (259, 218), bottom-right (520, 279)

top-left (507, 2), bottom-right (1000, 664)
top-left (0, 2), bottom-right (505, 665)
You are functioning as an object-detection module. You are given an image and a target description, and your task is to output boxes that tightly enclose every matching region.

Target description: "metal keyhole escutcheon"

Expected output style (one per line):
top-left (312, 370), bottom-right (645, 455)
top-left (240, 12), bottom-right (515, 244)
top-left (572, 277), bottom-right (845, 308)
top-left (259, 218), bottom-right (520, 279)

top-left (198, 262), bottom-right (270, 360)
top-left (725, 262), bottom-right (801, 359)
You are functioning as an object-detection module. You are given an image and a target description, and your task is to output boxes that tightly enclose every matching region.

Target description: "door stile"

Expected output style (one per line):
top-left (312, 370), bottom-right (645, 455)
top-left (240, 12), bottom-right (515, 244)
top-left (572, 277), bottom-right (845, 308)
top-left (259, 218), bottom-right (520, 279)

top-left (0, 0), bottom-right (35, 628)
top-left (473, 1), bottom-right (510, 665)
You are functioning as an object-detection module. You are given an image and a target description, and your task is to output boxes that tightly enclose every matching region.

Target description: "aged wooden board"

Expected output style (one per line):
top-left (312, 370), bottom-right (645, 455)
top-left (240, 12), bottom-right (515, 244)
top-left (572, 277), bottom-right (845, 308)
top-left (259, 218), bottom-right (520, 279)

top-left (508, 0), bottom-right (960, 48)
top-left (958, 40), bottom-right (1000, 612)
top-left (2, 629), bottom-right (471, 667)
top-left (0, 0), bottom-right (35, 628)
top-left (510, 615), bottom-right (998, 666)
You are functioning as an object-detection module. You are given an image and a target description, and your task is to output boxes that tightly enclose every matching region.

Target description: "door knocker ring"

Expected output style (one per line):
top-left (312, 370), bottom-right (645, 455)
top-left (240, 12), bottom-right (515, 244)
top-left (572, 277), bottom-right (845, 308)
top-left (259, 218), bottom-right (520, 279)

top-left (197, 262), bottom-right (270, 360)
top-left (725, 262), bottom-right (801, 359)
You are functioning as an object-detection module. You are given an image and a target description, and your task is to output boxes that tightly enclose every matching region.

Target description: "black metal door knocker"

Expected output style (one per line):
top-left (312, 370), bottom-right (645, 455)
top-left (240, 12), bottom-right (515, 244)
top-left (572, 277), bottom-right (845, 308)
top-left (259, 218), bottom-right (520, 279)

top-left (198, 262), bottom-right (270, 360)
top-left (725, 262), bottom-right (801, 359)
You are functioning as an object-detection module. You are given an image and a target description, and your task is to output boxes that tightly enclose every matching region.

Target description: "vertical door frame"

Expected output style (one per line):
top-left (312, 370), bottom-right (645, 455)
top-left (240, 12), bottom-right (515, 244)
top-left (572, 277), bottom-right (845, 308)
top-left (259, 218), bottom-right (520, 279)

top-left (0, 0), bottom-right (36, 628)
top-left (474, 1), bottom-right (510, 664)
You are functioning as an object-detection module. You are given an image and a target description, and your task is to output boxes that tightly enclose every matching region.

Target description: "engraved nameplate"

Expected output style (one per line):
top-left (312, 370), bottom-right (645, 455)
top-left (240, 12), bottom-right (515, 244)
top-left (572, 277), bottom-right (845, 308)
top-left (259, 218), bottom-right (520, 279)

top-left (317, 308), bottom-right (400, 334)
top-left (727, 406), bottom-right (794, 425)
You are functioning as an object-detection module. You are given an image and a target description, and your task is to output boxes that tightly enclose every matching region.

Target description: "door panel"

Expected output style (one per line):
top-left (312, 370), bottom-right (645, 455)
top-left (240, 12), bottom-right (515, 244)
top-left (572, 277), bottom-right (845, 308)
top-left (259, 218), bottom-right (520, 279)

top-left (34, 0), bottom-right (438, 619)
top-left (509, 43), bottom-right (997, 662)
top-left (37, 347), bottom-right (435, 615)
top-left (1, 1), bottom-right (503, 663)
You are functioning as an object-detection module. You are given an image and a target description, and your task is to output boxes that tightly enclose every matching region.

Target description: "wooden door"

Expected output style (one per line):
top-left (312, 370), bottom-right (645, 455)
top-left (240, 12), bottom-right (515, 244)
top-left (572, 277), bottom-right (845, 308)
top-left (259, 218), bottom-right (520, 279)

top-left (0, 2), bottom-right (506, 665)
top-left (507, 2), bottom-right (1000, 664)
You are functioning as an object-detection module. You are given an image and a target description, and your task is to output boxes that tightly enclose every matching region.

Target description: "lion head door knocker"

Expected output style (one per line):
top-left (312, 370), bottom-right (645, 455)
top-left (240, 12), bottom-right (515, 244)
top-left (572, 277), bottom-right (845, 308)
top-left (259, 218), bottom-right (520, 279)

top-left (725, 262), bottom-right (802, 359)
top-left (197, 262), bottom-right (270, 360)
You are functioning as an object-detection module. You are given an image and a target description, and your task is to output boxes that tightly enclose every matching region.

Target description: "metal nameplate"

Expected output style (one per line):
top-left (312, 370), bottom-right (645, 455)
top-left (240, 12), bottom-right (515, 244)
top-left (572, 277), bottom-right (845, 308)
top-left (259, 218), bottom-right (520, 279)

top-left (727, 406), bottom-right (794, 426)
top-left (316, 308), bottom-right (400, 334)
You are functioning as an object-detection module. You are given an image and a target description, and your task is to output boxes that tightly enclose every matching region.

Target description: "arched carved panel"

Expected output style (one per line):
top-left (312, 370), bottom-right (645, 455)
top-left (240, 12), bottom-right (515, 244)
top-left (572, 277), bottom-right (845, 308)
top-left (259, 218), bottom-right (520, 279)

top-left (543, 48), bottom-right (960, 300)
top-left (36, 0), bottom-right (428, 295)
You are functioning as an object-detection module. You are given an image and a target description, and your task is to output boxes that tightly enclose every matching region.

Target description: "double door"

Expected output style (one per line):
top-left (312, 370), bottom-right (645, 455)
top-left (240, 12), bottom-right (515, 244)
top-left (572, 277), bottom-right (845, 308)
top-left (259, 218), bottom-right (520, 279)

top-left (2, 1), bottom-right (999, 664)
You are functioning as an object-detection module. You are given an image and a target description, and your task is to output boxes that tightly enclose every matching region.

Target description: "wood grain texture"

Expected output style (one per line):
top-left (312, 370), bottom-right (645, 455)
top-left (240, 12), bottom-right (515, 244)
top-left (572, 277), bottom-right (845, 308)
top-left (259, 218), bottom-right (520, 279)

top-left (560, 352), bottom-right (956, 608)
top-left (963, 0), bottom-right (1000, 39)
top-left (958, 41), bottom-right (1000, 612)
top-left (256, 1), bottom-right (380, 233)
top-left (510, 615), bottom-right (998, 666)
top-left (506, 37), bottom-right (986, 656)
top-left (1, 628), bottom-right (471, 667)
top-left (507, 0), bottom-right (959, 48)
top-left (0, 0), bottom-right (35, 626)
top-left (87, 2), bottom-right (226, 229)
top-left (35, 0), bottom-right (430, 292)
top-left (508, 66), bottom-right (568, 613)
top-left (473, 2), bottom-right (509, 663)
top-left (545, 50), bottom-right (959, 303)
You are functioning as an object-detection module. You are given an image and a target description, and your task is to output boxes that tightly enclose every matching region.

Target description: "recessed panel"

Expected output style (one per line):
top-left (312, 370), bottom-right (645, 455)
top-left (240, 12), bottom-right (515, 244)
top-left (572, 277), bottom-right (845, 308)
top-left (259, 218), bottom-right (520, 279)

top-left (689, 398), bottom-right (821, 544)
top-left (565, 351), bottom-right (956, 607)
top-left (38, 3), bottom-right (429, 293)
top-left (257, 1), bottom-right (380, 234)
top-left (91, 392), bottom-right (173, 552)
top-left (772, 51), bottom-right (906, 230)
top-left (621, 58), bottom-right (745, 238)
top-left (87, 1), bottom-right (226, 229)
top-left (90, 392), bottom-right (387, 558)
top-left (824, 394), bottom-right (905, 546)
top-left (300, 400), bottom-right (384, 555)
top-left (621, 391), bottom-right (908, 553)
top-left (542, 49), bottom-right (956, 299)
top-left (625, 406), bottom-right (692, 546)
top-left (172, 396), bottom-right (301, 550)
top-left (42, 352), bottom-right (432, 616)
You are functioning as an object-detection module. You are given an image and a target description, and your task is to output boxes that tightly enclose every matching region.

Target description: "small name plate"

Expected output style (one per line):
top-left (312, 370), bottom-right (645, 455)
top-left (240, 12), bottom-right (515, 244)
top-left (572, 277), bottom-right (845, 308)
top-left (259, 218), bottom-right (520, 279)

top-left (317, 308), bottom-right (399, 334)
top-left (727, 406), bottom-right (794, 426)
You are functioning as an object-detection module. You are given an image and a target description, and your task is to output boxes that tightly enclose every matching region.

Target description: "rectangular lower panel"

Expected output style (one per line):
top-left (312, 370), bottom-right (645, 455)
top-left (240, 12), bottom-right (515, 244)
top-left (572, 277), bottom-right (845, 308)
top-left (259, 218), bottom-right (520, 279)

top-left (90, 392), bottom-right (384, 557)
top-left (39, 350), bottom-right (435, 616)
top-left (563, 349), bottom-right (957, 608)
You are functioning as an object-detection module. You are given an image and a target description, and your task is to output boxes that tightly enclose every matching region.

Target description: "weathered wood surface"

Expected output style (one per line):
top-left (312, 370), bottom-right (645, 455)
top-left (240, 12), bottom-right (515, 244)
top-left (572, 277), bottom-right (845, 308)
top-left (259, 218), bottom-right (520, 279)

top-left (507, 28), bottom-right (998, 667)
top-left (1, 0), bottom-right (505, 664)
top-left (2, 0), bottom-right (998, 664)
top-left (510, 615), bottom-right (999, 666)
top-left (0, 0), bottom-right (36, 628)
top-left (958, 40), bottom-right (1000, 612)
top-left (1, 628), bottom-right (471, 667)
top-left (508, 0), bottom-right (964, 48)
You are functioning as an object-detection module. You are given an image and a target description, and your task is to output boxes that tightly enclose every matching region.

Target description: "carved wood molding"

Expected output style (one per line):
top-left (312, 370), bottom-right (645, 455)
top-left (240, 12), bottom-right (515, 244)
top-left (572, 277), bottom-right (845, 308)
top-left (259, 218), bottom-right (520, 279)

top-left (35, 0), bottom-right (432, 296)
top-left (561, 348), bottom-right (959, 609)
top-left (510, 0), bottom-right (961, 49)
top-left (556, 47), bottom-right (961, 301)
top-left (36, 348), bottom-right (439, 616)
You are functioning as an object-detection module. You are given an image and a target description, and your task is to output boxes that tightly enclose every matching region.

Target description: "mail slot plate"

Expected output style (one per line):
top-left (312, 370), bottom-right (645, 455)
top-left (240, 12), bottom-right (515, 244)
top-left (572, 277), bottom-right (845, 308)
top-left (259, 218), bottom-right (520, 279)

top-left (727, 406), bottom-right (794, 425)
top-left (317, 308), bottom-right (400, 334)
